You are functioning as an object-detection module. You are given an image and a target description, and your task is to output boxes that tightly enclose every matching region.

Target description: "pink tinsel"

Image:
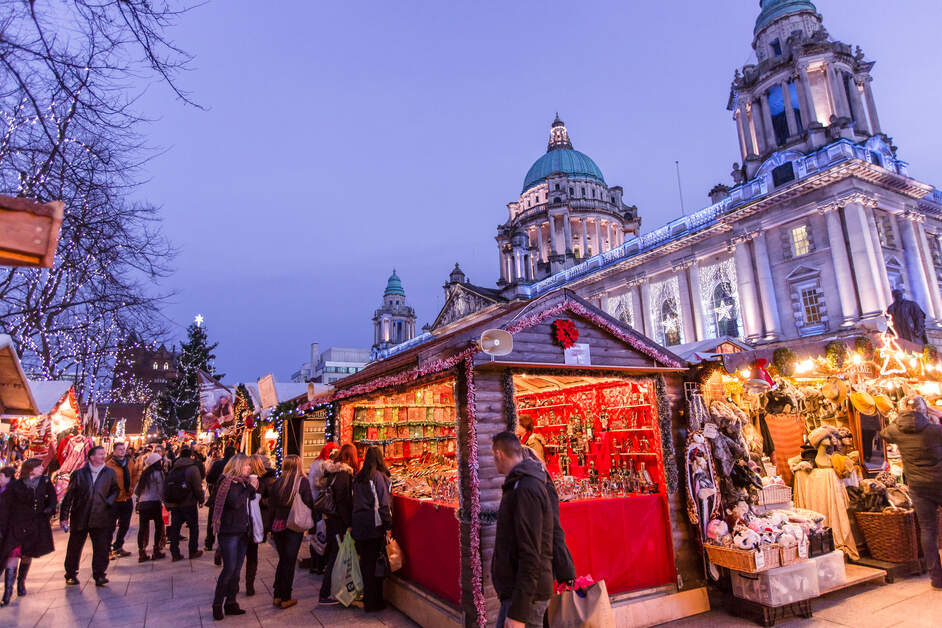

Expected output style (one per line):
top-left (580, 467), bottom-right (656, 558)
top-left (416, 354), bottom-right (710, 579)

top-left (464, 356), bottom-right (487, 627)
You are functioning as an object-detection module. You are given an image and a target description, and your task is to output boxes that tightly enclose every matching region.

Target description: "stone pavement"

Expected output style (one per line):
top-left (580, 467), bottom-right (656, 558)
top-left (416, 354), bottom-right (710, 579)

top-left (665, 573), bottom-right (942, 628)
top-left (0, 524), bottom-right (417, 627)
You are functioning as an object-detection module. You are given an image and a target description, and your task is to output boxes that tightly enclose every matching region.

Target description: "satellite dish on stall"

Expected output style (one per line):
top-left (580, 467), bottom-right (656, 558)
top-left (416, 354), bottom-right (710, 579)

top-left (480, 329), bottom-right (513, 358)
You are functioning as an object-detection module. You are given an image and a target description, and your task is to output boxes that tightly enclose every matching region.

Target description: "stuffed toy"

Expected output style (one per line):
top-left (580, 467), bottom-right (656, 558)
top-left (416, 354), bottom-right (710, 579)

top-left (706, 518), bottom-right (730, 545)
top-left (732, 523), bottom-right (762, 550)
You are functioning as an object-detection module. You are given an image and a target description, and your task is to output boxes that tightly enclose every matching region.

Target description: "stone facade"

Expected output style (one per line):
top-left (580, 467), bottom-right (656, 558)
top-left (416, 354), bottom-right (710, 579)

top-left (371, 270), bottom-right (417, 357)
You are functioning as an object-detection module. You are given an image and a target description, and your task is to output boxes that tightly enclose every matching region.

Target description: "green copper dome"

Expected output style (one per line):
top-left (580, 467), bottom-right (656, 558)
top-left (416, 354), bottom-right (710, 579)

top-left (754, 0), bottom-right (817, 34)
top-left (522, 115), bottom-right (606, 193)
top-left (384, 270), bottom-right (405, 296)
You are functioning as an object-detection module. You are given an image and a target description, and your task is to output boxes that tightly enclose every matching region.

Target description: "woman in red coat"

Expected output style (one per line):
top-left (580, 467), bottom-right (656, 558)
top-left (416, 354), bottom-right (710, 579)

top-left (0, 458), bottom-right (57, 607)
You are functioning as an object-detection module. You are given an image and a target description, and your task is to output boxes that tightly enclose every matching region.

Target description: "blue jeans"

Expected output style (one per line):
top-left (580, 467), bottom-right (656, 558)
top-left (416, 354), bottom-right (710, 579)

top-left (911, 485), bottom-right (942, 581)
top-left (272, 529), bottom-right (303, 600)
top-left (496, 597), bottom-right (550, 628)
top-left (213, 533), bottom-right (248, 606)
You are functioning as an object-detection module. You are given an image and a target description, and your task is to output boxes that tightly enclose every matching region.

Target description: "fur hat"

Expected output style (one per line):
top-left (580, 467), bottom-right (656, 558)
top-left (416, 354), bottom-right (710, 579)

top-left (808, 426), bottom-right (833, 449)
top-left (850, 391), bottom-right (876, 415)
top-left (144, 452), bottom-right (162, 468)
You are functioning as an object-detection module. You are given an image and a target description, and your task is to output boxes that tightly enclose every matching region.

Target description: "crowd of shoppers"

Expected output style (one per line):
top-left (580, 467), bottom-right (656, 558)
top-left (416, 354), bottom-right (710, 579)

top-left (0, 437), bottom-right (402, 621)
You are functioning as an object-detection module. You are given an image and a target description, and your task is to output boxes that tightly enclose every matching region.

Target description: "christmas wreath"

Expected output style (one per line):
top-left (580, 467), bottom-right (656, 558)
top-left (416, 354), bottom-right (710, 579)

top-left (551, 319), bottom-right (579, 349)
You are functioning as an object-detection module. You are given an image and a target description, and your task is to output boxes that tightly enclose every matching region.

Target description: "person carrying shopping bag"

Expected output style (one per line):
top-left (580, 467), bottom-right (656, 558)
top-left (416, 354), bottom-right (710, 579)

top-left (351, 446), bottom-right (392, 613)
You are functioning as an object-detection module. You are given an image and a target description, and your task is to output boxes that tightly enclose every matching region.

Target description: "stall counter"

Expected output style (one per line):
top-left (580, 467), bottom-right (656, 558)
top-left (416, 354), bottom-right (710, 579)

top-left (391, 494), bottom-right (461, 606)
top-left (560, 493), bottom-right (676, 594)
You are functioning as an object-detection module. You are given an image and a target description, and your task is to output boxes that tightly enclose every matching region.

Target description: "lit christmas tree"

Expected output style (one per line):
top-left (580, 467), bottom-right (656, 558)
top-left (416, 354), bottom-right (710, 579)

top-left (159, 317), bottom-right (220, 434)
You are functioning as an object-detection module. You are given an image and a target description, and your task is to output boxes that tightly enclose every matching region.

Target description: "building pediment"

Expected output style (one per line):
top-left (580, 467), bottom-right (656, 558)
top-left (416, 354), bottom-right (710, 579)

top-left (431, 284), bottom-right (504, 331)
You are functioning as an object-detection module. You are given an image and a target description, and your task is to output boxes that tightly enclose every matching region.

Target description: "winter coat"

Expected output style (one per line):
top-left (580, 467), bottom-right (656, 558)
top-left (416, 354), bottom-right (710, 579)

top-left (60, 463), bottom-right (119, 530)
top-left (106, 455), bottom-right (139, 502)
top-left (165, 457), bottom-right (205, 509)
top-left (0, 477), bottom-right (57, 561)
top-left (216, 479), bottom-right (256, 537)
top-left (881, 410), bottom-right (942, 488)
top-left (352, 470), bottom-right (392, 540)
top-left (491, 458), bottom-right (554, 622)
top-left (135, 466), bottom-right (165, 504)
top-left (543, 472), bottom-right (576, 583)
top-left (267, 473), bottom-right (316, 524)
top-left (205, 456), bottom-right (231, 507)
top-left (322, 462), bottom-right (354, 530)
top-left (308, 458), bottom-right (328, 501)
top-left (524, 431), bottom-right (547, 463)
top-left (256, 469), bottom-right (278, 534)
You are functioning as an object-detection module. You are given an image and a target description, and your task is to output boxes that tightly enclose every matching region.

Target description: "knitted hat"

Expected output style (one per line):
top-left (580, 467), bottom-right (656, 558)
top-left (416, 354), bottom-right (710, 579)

top-left (144, 452), bottom-right (162, 468)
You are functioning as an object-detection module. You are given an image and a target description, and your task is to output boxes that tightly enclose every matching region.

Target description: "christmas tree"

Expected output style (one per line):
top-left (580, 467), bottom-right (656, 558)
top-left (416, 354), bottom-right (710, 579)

top-left (159, 319), bottom-right (220, 434)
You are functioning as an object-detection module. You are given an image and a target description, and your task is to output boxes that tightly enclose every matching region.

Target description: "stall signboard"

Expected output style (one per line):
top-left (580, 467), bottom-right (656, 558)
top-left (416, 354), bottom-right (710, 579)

top-left (258, 373), bottom-right (277, 409)
top-left (198, 371), bottom-right (233, 430)
top-left (564, 342), bottom-right (591, 365)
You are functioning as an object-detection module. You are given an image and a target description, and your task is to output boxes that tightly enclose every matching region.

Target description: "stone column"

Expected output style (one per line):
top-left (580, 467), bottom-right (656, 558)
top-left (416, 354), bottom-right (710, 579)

top-left (782, 81), bottom-right (799, 137)
top-left (687, 261), bottom-right (705, 341)
top-left (580, 217), bottom-right (589, 257)
top-left (863, 79), bottom-right (882, 134)
top-left (540, 222), bottom-right (549, 262)
top-left (676, 265), bottom-right (696, 344)
top-left (752, 232), bottom-right (782, 340)
top-left (594, 218), bottom-right (602, 257)
top-left (759, 91), bottom-right (778, 149)
top-left (846, 76), bottom-right (870, 134)
top-left (844, 200), bottom-right (885, 318)
top-left (751, 101), bottom-right (768, 155)
top-left (864, 204), bottom-right (893, 308)
top-left (498, 249), bottom-right (508, 283)
top-left (899, 213), bottom-right (935, 318)
top-left (599, 220), bottom-right (608, 252)
top-left (735, 111), bottom-right (748, 160)
top-left (640, 280), bottom-right (653, 338)
top-left (915, 221), bottom-right (942, 321)
top-left (563, 214), bottom-right (573, 253)
top-left (828, 65), bottom-right (850, 119)
top-left (822, 206), bottom-right (860, 325)
top-left (794, 72), bottom-right (811, 129)
top-left (733, 237), bottom-right (763, 341)
top-left (799, 66), bottom-right (818, 126)
top-left (739, 101), bottom-right (757, 157)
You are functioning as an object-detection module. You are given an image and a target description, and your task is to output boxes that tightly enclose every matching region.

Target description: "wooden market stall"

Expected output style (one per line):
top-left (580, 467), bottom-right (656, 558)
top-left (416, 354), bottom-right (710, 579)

top-left (326, 289), bottom-right (708, 628)
top-left (0, 194), bottom-right (63, 268)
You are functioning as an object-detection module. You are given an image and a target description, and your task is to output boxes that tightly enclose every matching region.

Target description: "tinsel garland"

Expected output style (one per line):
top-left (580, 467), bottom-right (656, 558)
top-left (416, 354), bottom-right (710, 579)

top-left (505, 298), bottom-right (685, 368)
top-left (656, 376), bottom-right (679, 493)
top-left (463, 356), bottom-right (487, 628)
top-left (501, 371), bottom-right (517, 430)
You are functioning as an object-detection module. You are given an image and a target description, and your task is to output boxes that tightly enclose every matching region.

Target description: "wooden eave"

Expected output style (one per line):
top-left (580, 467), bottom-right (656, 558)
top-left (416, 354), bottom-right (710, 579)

top-left (0, 195), bottom-right (64, 268)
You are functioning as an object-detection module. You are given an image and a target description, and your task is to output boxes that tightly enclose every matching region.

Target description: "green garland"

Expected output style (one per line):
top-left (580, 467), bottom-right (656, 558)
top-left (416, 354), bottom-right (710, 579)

top-left (825, 340), bottom-right (847, 369)
top-left (772, 348), bottom-right (797, 377)
top-left (656, 376), bottom-right (679, 494)
top-left (501, 371), bottom-right (517, 431)
top-left (854, 336), bottom-right (875, 360)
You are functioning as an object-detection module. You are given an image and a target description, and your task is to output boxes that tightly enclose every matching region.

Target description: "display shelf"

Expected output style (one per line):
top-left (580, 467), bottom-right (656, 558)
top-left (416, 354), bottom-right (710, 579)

top-left (607, 427), bottom-right (655, 432)
top-left (534, 423), bottom-right (568, 428)
top-left (517, 403), bottom-right (573, 411)
top-left (352, 420), bottom-right (455, 428)
top-left (352, 404), bottom-right (454, 409)
top-left (357, 436), bottom-right (457, 446)
top-left (608, 404), bottom-right (655, 410)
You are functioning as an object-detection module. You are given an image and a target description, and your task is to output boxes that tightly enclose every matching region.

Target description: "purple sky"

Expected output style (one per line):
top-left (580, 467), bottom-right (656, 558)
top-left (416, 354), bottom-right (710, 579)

top-left (135, 1), bottom-right (942, 383)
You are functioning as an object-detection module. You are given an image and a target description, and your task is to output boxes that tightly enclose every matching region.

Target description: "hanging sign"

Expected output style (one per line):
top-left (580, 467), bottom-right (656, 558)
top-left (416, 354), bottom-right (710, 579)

top-left (564, 342), bottom-right (591, 366)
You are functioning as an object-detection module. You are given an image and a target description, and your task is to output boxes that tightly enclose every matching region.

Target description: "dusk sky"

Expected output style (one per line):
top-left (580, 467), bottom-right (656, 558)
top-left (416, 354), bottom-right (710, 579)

top-left (135, 1), bottom-right (942, 383)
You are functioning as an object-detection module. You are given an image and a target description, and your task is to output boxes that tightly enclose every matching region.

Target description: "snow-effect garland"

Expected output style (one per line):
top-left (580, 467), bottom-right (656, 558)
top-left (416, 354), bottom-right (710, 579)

top-left (656, 375), bottom-right (679, 493)
top-left (505, 299), bottom-right (685, 368)
top-left (463, 356), bottom-right (487, 628)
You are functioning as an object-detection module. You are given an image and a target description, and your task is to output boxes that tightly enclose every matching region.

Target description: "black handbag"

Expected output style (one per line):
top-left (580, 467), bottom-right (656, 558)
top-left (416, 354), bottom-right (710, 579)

top-left (311, 474), bottom-right (336, 517)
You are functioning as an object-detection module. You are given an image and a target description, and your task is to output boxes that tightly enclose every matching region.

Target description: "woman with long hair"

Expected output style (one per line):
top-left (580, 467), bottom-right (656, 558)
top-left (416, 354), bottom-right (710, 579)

top-left (267, 454), bottom-right (314, 609)
top-left (0, 459), bottom-right (56, 607)
top-left (209, 453), bottom-right (257, 621)
top-left (0, 467), bottom-right (17, 606)
top-left (135, 453), bottom-right (166, 562)
top-left (243, 454), bottom-right (276, 596)
top-left (318, 443), bottom-right (357, 605)
top-left (352, 446), bottom-right (392, 612)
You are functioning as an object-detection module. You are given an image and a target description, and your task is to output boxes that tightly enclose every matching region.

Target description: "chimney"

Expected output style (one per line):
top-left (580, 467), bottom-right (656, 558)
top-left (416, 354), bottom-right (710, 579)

top-left (310, 342), bottom-right (319, 368)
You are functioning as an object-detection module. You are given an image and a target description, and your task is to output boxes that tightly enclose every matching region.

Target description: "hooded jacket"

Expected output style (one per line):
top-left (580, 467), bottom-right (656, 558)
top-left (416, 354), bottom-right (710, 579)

top-left (881, 410), bottom-right (942, 488)
top-left (321, 460), bottom-right (355, 529)
top-left (491, 458), bottom-right (554, 622)
top-left (352, 469), bottom-right (391, 540)
top-left (165, 456), bottom-right (205, 509)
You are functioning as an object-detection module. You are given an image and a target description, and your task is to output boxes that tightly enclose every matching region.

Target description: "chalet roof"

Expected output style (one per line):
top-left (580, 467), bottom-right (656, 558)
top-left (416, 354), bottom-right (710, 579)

top-left (0, 194), bottom-right (64, 268)
top-left (0, 335), bottom-right (37, 416)
top-left (27, 380), bottom-right (74, 415)
top-left (327, 289), bottom-right (684, 401)
top-left (672, 337), bottom-right (752, 364)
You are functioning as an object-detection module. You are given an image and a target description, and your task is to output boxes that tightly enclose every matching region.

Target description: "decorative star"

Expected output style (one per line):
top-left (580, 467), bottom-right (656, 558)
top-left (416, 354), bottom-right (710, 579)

top-left (714, 301), bottom-right (734, 322)
top-left (195, 314), bottom-right (204, 327)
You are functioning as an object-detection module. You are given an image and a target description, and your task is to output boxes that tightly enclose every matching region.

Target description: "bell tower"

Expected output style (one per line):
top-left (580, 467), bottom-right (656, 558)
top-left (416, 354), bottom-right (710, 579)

top-left (730, 0), bottom-right (884, 179)
top-left (371, 270), bottom-right (417, 355)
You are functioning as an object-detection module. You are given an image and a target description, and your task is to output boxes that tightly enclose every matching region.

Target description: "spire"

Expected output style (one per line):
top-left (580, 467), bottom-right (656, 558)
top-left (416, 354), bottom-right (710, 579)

top-left (547, 113), bottom-right (573, 152)
top-left (449, 263), bottom-right (466, 285)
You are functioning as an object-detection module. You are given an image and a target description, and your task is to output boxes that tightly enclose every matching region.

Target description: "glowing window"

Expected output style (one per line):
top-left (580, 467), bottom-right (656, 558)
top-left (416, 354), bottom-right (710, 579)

top-left (801, 287), bottom-right (823, 324)
top-left (791, 225), bottom-right (811, 257)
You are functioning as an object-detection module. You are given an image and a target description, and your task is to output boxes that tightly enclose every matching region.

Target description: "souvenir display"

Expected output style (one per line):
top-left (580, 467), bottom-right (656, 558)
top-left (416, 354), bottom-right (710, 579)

top-left (515, 378), bottom-right (665, 501)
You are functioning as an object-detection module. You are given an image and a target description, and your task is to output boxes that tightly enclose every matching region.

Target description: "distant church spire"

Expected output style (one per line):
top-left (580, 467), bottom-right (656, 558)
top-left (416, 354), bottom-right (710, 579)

top-left (547, 113), bottom-right (573, 152)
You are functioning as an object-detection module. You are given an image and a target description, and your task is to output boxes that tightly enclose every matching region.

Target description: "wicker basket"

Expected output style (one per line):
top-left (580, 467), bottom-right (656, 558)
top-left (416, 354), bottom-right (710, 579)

top-left (704, 544), bottom-right (781, 573)
top-left (758, 484), bottom-right (792, 506)
top-left (854, 509), bottom-right (919, 563)
top-left (779, 544), bottom-right (801, 565)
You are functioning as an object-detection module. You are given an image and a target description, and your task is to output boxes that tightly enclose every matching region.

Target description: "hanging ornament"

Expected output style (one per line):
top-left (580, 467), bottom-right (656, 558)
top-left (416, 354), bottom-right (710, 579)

top-left (551, 319), bottom-right (579, 349)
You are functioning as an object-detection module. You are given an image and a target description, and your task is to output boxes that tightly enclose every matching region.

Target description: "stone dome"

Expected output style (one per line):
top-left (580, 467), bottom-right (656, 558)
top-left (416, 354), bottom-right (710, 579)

top-left (522, 148), bottom-right (605, 193)
top-left (754, 0), bottom-right (817, 34)
top-left (384, 270), bottom-right (405, 296)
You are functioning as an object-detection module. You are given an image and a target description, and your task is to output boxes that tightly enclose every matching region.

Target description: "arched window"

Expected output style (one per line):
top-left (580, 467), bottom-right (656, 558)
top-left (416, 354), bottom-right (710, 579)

top-left (659, 298), bottom-right (682, 346)
top-left (711, 282), bottom-right (740, 338)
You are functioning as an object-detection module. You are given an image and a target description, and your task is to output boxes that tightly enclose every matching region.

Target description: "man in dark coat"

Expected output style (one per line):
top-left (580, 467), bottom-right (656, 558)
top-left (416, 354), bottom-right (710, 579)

top-left (887, 289), bottom-right (928, 344)
top-left (165, 448), bottom-right (205, 561)
top-left (204, 445), bottom-right (235, 551)
top-left (491, 432), bottom-right (554, 628)
top-left (881, 396), bottom-right (942, 588)
top-left (60, 446), bottom-right (119, 587)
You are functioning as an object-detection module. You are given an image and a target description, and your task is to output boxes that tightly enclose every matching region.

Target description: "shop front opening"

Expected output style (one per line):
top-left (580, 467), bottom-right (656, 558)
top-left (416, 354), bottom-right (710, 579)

top-left (511, 372), bottom-right (676, 594)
